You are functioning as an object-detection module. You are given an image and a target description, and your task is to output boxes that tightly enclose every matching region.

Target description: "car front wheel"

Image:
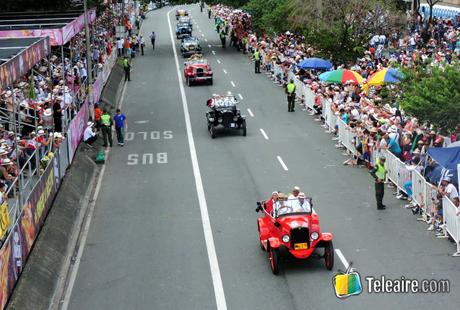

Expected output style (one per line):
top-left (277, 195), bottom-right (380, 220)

top-left (210, 125), bottom-right (216, 139)
top-left (269, 246), bottom-right (280, 275)
top-left (241, 120), bottom-right (247, 136)
top-left (324, 242), bottom-right (334, 270)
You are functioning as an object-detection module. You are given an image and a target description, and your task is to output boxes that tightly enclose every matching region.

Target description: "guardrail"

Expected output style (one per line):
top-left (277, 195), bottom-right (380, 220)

top-left (440, 197), bottom-right (460, 256)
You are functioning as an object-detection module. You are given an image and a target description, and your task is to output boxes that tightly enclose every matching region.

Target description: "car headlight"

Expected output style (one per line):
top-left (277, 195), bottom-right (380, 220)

top-left (208, 117), bottom-right (214, 122)
top-left (218, 118), bottom-right (222, 123)
top-left (310, 232), bottom-right (319, 240)
top-left (233, 116), bottom-right (238, 121)
top-left (282, 235), bottom-right (290, 243)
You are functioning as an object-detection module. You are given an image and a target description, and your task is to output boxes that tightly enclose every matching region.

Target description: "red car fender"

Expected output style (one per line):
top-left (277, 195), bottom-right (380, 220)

top-left (268, 237), bottom-right (281, 249)
top-left (320, 232), bottom-right (333, 242)
top-left (258, 218), bottom-right (270, 240)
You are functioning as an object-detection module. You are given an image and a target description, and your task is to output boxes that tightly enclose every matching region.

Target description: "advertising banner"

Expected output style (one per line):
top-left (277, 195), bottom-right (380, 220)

top-left (67, 100), bottom-right (89, 162)
top-left (0, 161), bottom-right (57, 309)
top-left (0, 37), bottom-right (49, 90)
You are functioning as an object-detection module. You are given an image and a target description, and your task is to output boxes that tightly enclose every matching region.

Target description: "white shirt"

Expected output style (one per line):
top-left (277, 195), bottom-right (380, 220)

top-left (445, 183), bottom-right (459, 200)
top-left (83, 126), bottom-right (95, 141)
top-left (117, 39), bottom-right (124, 49)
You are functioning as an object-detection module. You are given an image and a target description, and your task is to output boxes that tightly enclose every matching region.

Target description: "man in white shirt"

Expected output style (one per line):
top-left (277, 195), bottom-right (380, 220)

top-left (117, 38), bottom-right (124, 57)
top-left (439, 177), bottom-right (459, 200)
top-left (84, 122), bottom-right (97, 146)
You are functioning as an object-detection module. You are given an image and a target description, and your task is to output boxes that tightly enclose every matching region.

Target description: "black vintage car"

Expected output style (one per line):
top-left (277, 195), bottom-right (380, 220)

top-left (180, 36), bottom-right (202, 58)
top-left (206, 94), bottom-right (246, 138)
top-left (176, 22), bottom-right (192, 39)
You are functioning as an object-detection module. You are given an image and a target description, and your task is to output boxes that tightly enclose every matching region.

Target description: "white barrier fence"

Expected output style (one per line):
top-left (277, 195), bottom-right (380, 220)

top-left (441, 197), bottom-right (460, 256)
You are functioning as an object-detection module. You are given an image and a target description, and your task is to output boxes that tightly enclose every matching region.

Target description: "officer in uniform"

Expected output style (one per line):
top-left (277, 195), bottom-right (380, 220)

top-left (101, 109), bottom-right (113, 147)
top-left (286, 79), bottom-right (296, 112)
top-left (123, 56), bottom-right (131, 81)
top-left (371, 156), bottom-right (387, 209)
top-left (220, 30), bottom-right (226, 48)
top-left (253, 49), bottom-right (261, 73)
top-left (208, 6), bottom-right (212, 19)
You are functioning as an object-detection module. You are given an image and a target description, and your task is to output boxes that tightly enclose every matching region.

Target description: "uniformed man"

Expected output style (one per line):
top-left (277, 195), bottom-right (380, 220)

top-left (371, 156), bottom-right (387, 209)
top-left (253, 49), bottom-right (261, 73)
top-left (286, 79), bottom-right (296, 112)
top-left (208, 6), bottom-right (211, 19)
top-left (123, 56), bottom-right (131, 81)
top-left (100, 109), bottom-right (113, 147)
top-left (220, 30), bottom-right (226, 48)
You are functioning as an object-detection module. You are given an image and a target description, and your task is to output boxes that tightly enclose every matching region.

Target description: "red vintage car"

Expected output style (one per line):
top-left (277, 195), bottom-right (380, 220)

top-left (256, 193), bottom-right (334, 275)
top-left (183, 55), bottom-right (213, 86)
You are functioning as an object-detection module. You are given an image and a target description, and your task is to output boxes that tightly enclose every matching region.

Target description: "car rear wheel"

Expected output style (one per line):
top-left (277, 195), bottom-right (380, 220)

top-left (208, 78), bottom-right (213, 85)
top-left (269, 247), bottom-right (280, 275)
top-left (210, 125), bottom-right (216, 139)
top-left (324, 242), bottom-right (334, 270)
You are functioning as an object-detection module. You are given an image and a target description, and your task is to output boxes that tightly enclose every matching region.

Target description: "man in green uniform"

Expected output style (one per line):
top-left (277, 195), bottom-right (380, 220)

top-left (220, 30), bottom-right (226, 48)
top-left (371, 156), bottom-right (387, 209)
top-left (101, 109), bottom-right (113, 147)
top-left (286, 79), bottom-right (296, 112)
top-left (253, 49), bottom-right (261, 73)
top-left (123, 56), bottom-right (131, 81)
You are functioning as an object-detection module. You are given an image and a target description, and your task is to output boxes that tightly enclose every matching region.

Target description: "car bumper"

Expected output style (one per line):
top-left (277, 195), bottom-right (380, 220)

top-left (189, 76), bottom-right (212, 82)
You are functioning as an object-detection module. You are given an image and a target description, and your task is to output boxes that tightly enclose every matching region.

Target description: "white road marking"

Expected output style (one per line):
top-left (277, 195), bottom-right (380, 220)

top-left (217, 59), bottom-right (221, 64)
top-left (205, 39), bottom-right (208, 43)
top-left (199, 29), bottom-right (202, 33)
top-left (134, 120), bottom-right (149, 124)
top-left (277, 156), bottom-right (288, 171)
top-left (201, 33), bottom-right (205, 37)
top-left (212, 50), bottom-right (216, 55)
top-left (260, 128), bottom-right (269, 140)
top-left (61, 75), bottom-right (129, 310)
top-left (223, 69), bottom-right (227, 74)
top-left (335, 249), bottom-right (350, 269)
top-left (167, 9), bottom-right (227, 310)
top-left (238, 93), bottom-right (243, 100)
top-left (247, 108), bottom-right (254, 117)
top-left (230, 81), bottom-right (235, 87)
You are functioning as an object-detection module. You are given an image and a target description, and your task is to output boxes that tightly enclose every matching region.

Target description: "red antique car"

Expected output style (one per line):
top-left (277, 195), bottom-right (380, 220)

top-left (183, 55), bottom-right (213, 86)
top-left (256, 193), bottom-right (334, 274)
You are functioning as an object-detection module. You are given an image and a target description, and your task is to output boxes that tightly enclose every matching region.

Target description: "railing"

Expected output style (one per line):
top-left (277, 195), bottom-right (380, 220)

top-left (441, 197), bottom-right (460, 256)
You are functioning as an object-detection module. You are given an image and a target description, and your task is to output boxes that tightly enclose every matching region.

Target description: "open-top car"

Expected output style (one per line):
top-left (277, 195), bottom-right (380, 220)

top-left (175, 9), bottom-right (188, 20)
top-left (178, 16), bottom-right (193, 30)
top-left (176, 23), bottom-right (192, 39)
top-left (256, 193), bottom-right (334, 275)
top-left (206, 93), bottom-right (246, 138)
top-left (180, 36), bottom-right (202, 58)
top-left (184, 55), bottom-right (213, 86)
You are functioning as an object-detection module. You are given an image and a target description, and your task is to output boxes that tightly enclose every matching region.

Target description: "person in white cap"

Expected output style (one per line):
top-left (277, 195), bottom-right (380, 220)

top-left (83, 122), bottom-right (98, 146)
top-left (438, 176), bottom-right (459, 201)
top-left (288, 186), bottom-right (301, 200)
top-left (293, 192), bottom-right (311, 212)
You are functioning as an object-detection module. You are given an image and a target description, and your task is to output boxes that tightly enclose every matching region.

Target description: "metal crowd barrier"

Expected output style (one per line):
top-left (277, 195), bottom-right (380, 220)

top-left (441, 197), bottom-right (460, 256)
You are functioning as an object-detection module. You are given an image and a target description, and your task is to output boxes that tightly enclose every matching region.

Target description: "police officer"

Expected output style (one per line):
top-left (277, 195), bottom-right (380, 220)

top-left (208, 6), bottom-right (212, 19)
top-left (371, 156), bottom-right (387, 209)
top-left (123, 56), bottom-right (131, 81)
top-left (253, 49), bottom-right (261, 73)
top-left (220, 30), bottom-right (226, 48)
top-left (286, 79), bottom-right (296, 112)
top-left (101, 109), bottom-right (113, 147)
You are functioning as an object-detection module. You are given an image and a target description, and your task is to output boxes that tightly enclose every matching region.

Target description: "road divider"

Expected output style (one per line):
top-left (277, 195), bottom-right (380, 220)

top-left (277, 156), bottom-right (288, 171)
top-left (212, 50), bottom-right (216, 55)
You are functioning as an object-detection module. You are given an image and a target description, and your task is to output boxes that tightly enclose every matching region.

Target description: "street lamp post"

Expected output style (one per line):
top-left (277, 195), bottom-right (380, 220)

top-left (83, 0), bottom-right (94, 120)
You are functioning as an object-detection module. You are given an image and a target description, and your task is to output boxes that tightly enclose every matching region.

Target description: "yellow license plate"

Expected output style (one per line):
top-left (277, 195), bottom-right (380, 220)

top-left (294, 243), bottom-right (308, 250)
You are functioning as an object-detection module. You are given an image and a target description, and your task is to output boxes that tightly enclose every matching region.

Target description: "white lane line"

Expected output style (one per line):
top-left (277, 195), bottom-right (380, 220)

top-left (335, 249), bottom-right (350, 269)
top-left (217, 59), bottom-right (221, 64)
top-left (201, 33), bottom-right (205, 37)
top-left (238, 93), bottom-right (243, 100)
top-left (247, 108), bottom-right (254, 117)
top-left (223, 69), bottom-right (227, 74)
top-left (212, 50), bottom-right (216, 55)
top-left (230, 81), bottom-right (235, 87)
top-left (61, 75), bottom-right (129, 310)
top-left (260, 128), bottom-right (269, 140)
top-left (134, 120), bottom-right (149, 124)
top-left (205, 39), bottom-right (208, 43)
top-left (199, 29), bottom-right (202, 33)
top-left (167, 9), bottom-right (227, 310)
top-left (277, 156), bottom-right (288, 171)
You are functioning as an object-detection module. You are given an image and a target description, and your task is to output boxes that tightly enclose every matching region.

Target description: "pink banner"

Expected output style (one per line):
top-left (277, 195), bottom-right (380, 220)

top-left (67, 101), bottom-right (89, 161)
top-left (0, 9), bottom-right (96, 46)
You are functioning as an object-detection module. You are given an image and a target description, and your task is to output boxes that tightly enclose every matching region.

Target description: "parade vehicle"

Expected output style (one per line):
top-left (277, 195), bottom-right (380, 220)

top-left (256, 195), bottom-right (334, 275)
top-left (175, 9), bottom-right (188, 20)
top-left (180, 36), bottom-right (202, 58)
top-left (178, 16), bottom-right (193, 30)
top-left (176, 22), bottom-right (192, 39)
top-left (183, 54), bottom-right (213, 86)
top-left (206, 93), bottom-right (246, 138)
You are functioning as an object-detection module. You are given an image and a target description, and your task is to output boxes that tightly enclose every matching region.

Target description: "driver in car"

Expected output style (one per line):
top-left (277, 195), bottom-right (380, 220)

top-left (294, 192), bottom-right (311, 212)
top-left (275, 193), bottom-right (291, 216)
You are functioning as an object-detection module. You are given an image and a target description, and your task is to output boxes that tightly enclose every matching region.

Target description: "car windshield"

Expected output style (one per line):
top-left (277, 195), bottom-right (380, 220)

top-left (274, 198), bottom-right (312, 217)
top-left (179, 17), bottom-right (190, 23)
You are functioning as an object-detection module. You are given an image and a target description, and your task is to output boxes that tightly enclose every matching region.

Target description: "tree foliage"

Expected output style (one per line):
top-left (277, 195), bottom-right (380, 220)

top-left (242, 0), bottom-right (288, 34)
top-left (399, 62), bottom-right (460, 133)
top-left (3, 0), bottom-right (105, 13)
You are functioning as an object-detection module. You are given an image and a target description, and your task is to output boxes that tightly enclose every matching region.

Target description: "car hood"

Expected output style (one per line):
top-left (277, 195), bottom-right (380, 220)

top-left (278, 216), bottom-right (309, 229)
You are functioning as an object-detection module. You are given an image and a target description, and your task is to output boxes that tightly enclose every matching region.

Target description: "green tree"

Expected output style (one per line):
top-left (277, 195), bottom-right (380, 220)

top-left (242, 0), bottom-right (289, 34)
top-left (399, 62), bottom-right (460, 133)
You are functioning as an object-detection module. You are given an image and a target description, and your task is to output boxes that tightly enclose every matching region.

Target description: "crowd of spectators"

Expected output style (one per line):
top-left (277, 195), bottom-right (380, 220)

top-left (212, 5), bottom-right (460, 232)
top-left (0, 5), bottom-right (118, 195)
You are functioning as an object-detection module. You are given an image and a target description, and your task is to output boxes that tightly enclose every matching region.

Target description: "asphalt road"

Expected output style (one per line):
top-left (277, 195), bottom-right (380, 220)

top-left (66, 4), bottom-right (460, 310)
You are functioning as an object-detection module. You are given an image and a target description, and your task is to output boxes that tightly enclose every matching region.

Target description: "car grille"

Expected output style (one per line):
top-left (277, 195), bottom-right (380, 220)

top-left (290, 227), bottom-right (309, 248)
top-left (196, 68), bottom-right (204, 77)
top-left (221, 111), bottom-right (234, 127)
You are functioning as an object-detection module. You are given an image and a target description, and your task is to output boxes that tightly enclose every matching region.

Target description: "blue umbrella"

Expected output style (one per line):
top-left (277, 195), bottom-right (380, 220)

top-left (297, 58), bottom-right (333, 70)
